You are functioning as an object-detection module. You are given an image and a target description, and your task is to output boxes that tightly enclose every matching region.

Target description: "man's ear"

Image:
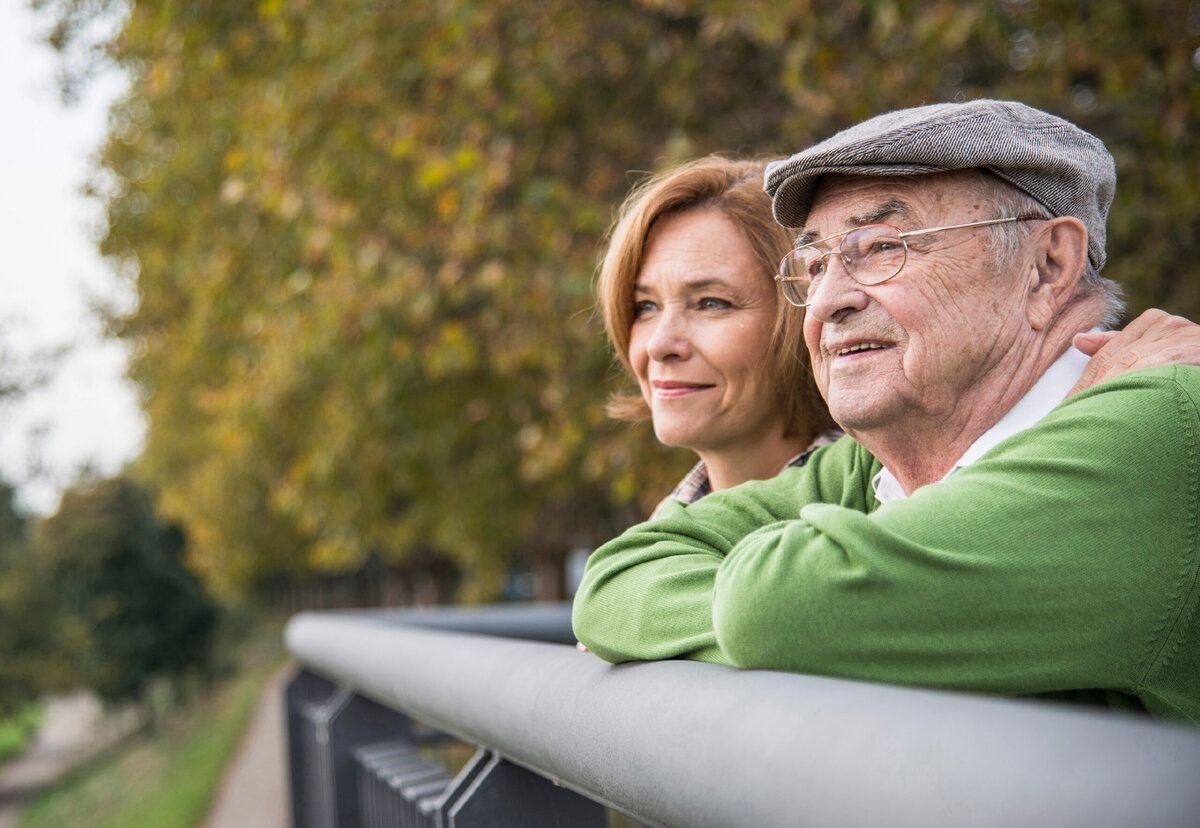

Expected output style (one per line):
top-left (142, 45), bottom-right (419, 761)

top-left (1026, 216), bottom-right (1089, 331)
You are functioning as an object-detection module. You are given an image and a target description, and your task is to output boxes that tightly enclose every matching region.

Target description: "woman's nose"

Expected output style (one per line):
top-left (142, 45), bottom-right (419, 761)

top-left (645, 307), bottom-right (693, 362)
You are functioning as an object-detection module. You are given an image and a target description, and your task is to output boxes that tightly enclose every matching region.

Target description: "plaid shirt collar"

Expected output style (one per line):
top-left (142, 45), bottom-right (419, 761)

top-left (651, 429), bottom-right (842, 518)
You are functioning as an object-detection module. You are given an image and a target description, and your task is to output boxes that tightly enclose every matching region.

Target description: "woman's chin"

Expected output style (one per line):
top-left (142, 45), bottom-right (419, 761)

top-left (652, 425), bottom-right (704, 452)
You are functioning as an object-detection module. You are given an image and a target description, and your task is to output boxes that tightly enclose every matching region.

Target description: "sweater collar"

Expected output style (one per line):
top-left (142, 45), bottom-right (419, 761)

top-left (872, 342), bottom-right (1092, 504)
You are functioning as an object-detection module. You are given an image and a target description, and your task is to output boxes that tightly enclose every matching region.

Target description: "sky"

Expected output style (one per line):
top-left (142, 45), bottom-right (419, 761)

top-left (0, 3), bottom-right (144, 514)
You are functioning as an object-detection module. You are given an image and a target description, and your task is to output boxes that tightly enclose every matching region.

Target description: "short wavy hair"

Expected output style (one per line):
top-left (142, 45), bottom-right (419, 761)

top-left (597, 156), bottom-right (834, 441)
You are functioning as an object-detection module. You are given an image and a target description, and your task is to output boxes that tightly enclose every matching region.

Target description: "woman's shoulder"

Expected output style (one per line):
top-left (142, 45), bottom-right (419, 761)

top-left (790, 428), bottom-right (845, 468)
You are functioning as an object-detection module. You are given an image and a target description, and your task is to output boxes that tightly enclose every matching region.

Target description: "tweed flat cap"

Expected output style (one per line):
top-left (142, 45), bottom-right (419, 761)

top-left (765, 100), bottom-right (1115, 270)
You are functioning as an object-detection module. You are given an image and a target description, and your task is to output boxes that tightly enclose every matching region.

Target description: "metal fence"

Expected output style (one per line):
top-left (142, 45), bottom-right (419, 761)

top-left (284, 602), bottom-right (1200, 827)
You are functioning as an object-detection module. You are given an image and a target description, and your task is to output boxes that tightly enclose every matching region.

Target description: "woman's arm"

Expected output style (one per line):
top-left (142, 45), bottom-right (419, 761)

top-left (1071, 308), bottom-right (1200, 393)
top-left (572, 437), bottom-right (878, 663)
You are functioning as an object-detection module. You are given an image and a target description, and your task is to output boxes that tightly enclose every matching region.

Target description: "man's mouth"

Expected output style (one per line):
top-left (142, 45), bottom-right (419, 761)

top-left (829, 340), bottom-right (892, 357)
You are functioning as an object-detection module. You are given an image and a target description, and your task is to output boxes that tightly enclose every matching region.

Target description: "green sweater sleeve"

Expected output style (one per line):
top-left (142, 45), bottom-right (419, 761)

top-left (571, 435), bottom-right (881, 664)
top-left (574, 366), bottom-right (1200, 723)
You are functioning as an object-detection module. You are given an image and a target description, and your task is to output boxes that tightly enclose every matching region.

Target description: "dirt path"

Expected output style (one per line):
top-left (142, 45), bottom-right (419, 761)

top-left (201, 665), bottom-right (292, 828)
top-left (0, 692), bottom-right (137, 828)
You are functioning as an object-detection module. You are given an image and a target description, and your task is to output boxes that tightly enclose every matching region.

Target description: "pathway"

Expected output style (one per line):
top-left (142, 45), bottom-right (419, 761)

top-left (201, 664), bottom-right (292, 828)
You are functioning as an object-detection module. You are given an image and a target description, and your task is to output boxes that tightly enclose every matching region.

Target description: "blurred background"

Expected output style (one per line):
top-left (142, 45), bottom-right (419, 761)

top-left (0, 0), bottom-right (1197, 825)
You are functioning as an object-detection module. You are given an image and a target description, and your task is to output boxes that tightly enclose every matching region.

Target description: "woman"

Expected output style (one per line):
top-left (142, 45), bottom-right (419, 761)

top-left (597, 156), bottom-right (840, 516)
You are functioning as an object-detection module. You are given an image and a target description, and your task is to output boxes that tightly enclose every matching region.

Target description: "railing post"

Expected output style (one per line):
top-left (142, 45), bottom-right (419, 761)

top-left (286, 670), bottom-right (417, 828)
top-left (285, 668), bottom-right (338, 828)
top-left (324, 690), bottom-right (416, 827)
top-left (445, 749), bottom-right (607, 828)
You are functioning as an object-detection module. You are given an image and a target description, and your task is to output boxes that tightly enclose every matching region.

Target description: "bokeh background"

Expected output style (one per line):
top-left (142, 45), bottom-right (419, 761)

top-left (0, 1), bottom-right (1197, 823)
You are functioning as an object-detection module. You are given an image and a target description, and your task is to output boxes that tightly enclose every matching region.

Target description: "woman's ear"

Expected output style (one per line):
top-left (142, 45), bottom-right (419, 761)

top-left (1026, 216), bottom-right (1089, 331)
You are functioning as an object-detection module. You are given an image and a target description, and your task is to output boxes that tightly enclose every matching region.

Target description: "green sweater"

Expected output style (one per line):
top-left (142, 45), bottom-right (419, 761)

top-left (573, 366), bottom-right (1200, 724)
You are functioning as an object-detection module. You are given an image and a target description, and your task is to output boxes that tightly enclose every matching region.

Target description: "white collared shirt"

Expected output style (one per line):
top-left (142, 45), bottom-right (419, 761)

top-left (872, 343), bottom-right (1092, 504)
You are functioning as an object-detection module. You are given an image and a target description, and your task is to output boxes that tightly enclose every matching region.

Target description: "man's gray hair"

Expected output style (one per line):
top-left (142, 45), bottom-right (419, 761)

top-left (972, 172), bottom-right (1125, 329)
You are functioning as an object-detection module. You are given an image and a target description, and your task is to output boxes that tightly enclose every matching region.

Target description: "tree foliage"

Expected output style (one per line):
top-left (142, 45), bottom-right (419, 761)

top-left (0, 332), bottom-right (68, 712)
top-left (31, 475), bottom-right (218, 704)
top-left (0, 481), bottom-right (64, 714)
top-left (0, 474), bottom-right (217, 711)
top-left (32, 0), bottom-right (1200, 597)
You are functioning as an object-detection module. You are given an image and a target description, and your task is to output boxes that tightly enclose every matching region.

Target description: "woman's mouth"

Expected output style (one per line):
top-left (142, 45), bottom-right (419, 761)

top-left (651, 380), bottom-right (716, 399)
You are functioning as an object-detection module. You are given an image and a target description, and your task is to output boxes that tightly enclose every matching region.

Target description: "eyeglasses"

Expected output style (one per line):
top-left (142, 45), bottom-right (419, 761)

top-left (775, 215), bottom-right (1044, 307)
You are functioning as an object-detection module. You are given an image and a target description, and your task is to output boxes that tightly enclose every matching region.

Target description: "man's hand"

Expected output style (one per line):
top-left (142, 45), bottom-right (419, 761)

top-left (1070, 309), bottom-right (1200, 395)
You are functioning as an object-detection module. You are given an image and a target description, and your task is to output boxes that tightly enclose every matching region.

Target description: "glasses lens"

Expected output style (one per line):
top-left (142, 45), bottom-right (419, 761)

top-left (780, 278), bottom-right (809, 307)
top-left (841, 226), bottom-right (906, 285)
top-left (779, 251), bottom-right (817, 306)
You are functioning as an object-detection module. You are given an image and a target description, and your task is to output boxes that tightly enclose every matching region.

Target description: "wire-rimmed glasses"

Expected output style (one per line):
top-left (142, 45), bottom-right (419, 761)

top-left (775, 215), bottom-right (1044, 307)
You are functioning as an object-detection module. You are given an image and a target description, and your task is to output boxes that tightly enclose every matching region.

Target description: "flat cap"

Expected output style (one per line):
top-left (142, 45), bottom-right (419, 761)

top-left (765, 100), bottom-right (1115, 270)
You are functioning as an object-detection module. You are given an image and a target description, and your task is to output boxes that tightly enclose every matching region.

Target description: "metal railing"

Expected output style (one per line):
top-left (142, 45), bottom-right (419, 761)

top-left (284, 602), bottom-right (1200, 827)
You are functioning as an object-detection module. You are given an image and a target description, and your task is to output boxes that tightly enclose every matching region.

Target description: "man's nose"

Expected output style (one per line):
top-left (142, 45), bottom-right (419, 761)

top-left (645, 307), bottom-right (693, 361)
top-left (805, 254), bottom-right (869, 323)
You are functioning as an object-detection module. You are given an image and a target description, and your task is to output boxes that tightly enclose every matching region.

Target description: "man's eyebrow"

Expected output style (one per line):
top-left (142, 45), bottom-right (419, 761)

top-left (793, 199), bottom-right (912, 248)
top-left (852, 199), bottom-right (909, 227)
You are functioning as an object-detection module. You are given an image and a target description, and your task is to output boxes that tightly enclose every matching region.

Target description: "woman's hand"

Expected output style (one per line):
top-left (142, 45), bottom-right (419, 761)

top-left (1071, 309), bottom-right (1200, 395)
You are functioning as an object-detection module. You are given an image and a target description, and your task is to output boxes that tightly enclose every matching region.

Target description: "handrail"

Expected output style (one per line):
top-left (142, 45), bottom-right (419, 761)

top-left (285, 604), bottom-right (1200, 827)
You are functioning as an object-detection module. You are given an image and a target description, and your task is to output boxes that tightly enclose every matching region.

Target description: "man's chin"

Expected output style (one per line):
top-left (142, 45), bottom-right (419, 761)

top-left (827, 396), bottom-right (898, 434)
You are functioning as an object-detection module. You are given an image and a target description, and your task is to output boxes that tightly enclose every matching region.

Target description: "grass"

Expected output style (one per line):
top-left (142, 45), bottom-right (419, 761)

top-left (0, 704), bottom-right (43, 765)
top-left (18, 623), bottom-right (284, 828)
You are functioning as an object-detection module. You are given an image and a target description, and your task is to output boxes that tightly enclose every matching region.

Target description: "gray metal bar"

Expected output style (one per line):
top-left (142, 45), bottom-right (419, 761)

top-left (356, 742), bottom-right (423, 828)
top-left (313, 601), bottom-right (575, 644)
top-left (395, 771), bottom-right (452, 827)
top-left (287, 611), bottom-right (1200, 828)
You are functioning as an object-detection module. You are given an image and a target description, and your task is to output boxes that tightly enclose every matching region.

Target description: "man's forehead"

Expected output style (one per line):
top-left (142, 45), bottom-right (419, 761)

top-left (795, 178), bottom-right (914, 245)
top-left (796, 173), bottom-right (968, 244)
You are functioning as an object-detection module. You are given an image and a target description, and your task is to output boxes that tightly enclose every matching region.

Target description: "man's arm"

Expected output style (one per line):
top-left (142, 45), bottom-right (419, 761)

top-left (571, 436), bottom-right (879, 663)
top-left (713, 368), bottom-right (1200, 719)
top-left (577, 368), bottom-right (1200, 721)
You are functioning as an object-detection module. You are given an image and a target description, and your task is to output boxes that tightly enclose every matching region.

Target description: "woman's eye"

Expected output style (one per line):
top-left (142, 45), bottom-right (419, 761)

top-left (699, 297), bottom-right (732, 311)
top-left (633, 300), bottom-right (657, 317)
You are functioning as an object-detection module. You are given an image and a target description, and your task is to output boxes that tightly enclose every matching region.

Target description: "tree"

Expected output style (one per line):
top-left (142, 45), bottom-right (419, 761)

top-left (0, 481), bottom-right (23, 561)
top-left (0, 481), bottom-right (71, 714)
top-left (32, 475), bottom-right (217, 704)
top-left (32, 0), bottom-right (1200, 598)
top-left (0, 330), bottom-right (71, 713)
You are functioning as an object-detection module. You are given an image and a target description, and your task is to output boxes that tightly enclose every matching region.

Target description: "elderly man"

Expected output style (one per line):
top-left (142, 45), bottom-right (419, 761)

top-left (573, 100), bottom-right (1200, 723)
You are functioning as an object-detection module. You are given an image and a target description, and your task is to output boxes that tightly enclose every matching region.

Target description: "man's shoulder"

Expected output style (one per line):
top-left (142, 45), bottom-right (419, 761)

top-left (1016, 364), bottom-right (1200, 466)
top-left (1066, 364), bottom-right (1200, 416)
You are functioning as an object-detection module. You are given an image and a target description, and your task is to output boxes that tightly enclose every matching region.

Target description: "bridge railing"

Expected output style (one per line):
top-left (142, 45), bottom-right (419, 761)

top-left (284, 602), bottom-right (1200, 827)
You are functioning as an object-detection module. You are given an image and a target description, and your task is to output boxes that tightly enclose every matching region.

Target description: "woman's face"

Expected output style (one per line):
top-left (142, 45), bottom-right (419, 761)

top-left (629, 209), bottom-right (787, 456)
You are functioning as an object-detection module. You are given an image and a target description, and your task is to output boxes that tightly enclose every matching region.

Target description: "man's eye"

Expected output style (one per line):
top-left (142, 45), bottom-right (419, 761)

top-left (698, 297), bottom-right (732, 311)
top-left (633, 300), bottom-right (657, 317)
top-left (808, 259), bottom-right (826, 279)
